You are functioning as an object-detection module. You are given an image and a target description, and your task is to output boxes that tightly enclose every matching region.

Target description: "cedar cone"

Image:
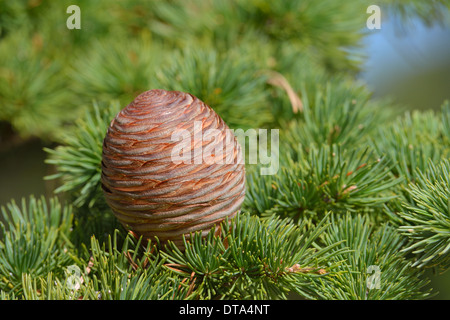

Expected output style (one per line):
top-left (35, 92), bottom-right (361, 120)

top-left (101, 89), bottom-right (246, 248)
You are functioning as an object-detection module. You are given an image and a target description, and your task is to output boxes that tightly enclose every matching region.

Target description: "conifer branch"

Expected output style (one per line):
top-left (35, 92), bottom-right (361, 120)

top-left (1, 0), bottom-right (449, 301)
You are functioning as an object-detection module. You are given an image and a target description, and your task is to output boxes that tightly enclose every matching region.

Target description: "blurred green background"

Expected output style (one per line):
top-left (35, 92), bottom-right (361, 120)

top-left (0, 0), bottom-right (449, 299)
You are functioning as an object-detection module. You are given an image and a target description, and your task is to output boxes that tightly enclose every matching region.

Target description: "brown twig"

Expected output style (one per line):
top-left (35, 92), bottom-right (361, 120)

top-left (266, 71), bottom-right (303, 113)
top-left (286, 263), bottom-right (327, 275)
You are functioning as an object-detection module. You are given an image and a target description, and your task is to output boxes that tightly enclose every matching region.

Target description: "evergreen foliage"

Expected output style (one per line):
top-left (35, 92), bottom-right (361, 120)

top-left (398, 159), bottom-right (450, 269)
top-left (317, 214), bottom-right (432, 299)
top-left (44, 101), bottom-right (121, 208)
top-left (0, 0), bottom-right (449, 300)
top-left (155, 46), bottom-right (273, 129)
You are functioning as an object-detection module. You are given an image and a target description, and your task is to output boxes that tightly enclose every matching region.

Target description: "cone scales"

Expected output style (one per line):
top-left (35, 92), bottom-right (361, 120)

top-left (101, 89), bottom-right (246, 248)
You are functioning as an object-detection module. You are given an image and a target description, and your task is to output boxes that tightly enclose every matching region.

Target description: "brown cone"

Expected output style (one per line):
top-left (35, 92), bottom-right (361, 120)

top-left (101, 89), bottom-right (245, 248)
